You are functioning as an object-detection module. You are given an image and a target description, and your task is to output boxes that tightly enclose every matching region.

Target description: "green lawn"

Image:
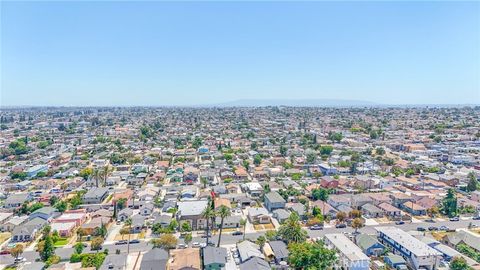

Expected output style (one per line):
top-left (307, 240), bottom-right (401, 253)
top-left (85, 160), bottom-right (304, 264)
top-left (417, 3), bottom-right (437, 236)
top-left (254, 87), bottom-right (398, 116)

top-left (54, 238), bottom-right (69, 247)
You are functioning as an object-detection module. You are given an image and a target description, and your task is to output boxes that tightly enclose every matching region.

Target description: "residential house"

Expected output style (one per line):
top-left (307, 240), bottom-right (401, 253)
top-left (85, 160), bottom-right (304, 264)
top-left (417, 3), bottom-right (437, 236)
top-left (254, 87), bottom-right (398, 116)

top-left (378, 203), bottom-right (402, 219)
top-left (117, 208), bottom-right (133, 222)
top-left (11, 217), bottom-right (47, 242)
top-left (139, 248), bottom-right (168, 270)
top-left (247, 207), bottom-right (271, 224)
top-left (239, 257), bottom-right (270, 270)
top-left (384, 253), bottom-right (408, 270)
top-left (237, 241), bottom-right (265, 263)
top-left (376, 227), bottom-right (442, 270)
top-left (29, 207), bottom-right (59, 221)
top-left (4, 193), bottom-right (30, 209)
top-left (355, 234), bottom-right (385, 256)
top-left (272, 208), bottom-right (290, 223)
top-left (214, 215), bottom-right (241, 229)
top-left (324, 233), bottom-right (370, 270)
top-left (203, 246), bottom-right (227, 270)
top-left (168, 248), bottom-right (201, 270)
top-left (82, 187), bottom-right (109, 204)
top-left (268, 241), bottom-right (289, 264)
top-left (264, 192), bottom-right (286, 212)
top-left (176, 200), bottom-right (209, 230)
top-left (362, 203), bottom-right (384, 218)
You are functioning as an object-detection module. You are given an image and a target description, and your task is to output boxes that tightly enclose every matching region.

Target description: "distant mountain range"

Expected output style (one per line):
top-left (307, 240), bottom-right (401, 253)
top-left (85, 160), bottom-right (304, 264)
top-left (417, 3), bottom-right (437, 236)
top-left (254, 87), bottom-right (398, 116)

top-left (210, 99), bottom-right (378, 107)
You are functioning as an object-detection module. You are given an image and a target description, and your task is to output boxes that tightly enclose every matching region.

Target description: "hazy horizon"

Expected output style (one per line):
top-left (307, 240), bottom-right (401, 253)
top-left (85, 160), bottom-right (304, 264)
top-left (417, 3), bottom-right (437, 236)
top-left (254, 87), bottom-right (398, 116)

top-left (1, 1), bottom-right (479, 106)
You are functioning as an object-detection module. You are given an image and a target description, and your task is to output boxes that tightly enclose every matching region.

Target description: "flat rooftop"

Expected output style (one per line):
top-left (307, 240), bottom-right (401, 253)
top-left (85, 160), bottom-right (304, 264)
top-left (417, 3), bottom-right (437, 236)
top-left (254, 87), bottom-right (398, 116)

top-left (324, 233), bottom-right (370, 262)
top-left (375, 226), bottom-right (442, 257)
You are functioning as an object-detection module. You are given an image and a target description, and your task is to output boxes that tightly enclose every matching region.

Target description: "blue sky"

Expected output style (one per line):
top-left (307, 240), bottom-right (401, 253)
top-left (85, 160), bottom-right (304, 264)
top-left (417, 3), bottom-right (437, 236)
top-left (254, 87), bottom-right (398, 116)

top-left (1, 1), bottom-right (479, 106)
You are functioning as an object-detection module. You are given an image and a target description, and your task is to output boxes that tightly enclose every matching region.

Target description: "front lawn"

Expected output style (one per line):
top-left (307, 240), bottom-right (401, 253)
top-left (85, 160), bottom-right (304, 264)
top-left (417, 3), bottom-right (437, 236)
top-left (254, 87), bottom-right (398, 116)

top-left (54, 237), bottom-right (69, 247)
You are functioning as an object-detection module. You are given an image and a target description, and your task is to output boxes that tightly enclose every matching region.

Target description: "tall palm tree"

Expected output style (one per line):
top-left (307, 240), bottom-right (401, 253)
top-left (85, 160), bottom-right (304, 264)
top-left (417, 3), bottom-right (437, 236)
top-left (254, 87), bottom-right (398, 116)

top-left (125, 218), bottom-right (132, 254)
top-left (93, 168), bottom-right (101, 188)
top-left (240, 218), bottom-right (247, 241)
top-left (216, 205), bottom-right (231, 247)
top-left (202, 207), bottom-right (216, 246)
top-left (101, 165), bottom-right (113, 187)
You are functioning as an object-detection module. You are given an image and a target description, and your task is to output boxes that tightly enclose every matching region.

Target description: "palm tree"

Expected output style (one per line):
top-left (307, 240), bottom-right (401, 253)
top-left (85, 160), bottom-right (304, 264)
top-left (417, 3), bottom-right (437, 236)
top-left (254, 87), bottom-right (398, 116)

top-left (240, 218), bottom-right (247, 241)
top-left (202, 207), bottom-right (216, 246)
top-left (277, 213), bottom-right (307, 244)
top-left (125, 218), bottom-right (132, 254)
top-left (93, 168), bottom-right (101, 188)
top-left (101, 165), bottom-right (113, 187)
top-left (216, 205), bottom-right (231, 247)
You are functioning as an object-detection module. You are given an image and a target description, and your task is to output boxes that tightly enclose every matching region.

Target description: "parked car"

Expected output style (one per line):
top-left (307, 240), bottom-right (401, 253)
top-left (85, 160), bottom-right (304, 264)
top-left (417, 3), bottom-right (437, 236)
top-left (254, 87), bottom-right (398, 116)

top-left (177, 244), bottom-right (187, 249)
top-left (395, 221), bottom-right (405, 225)
top-left (115, 240), bottom-right (128, 245)
top-left (129, 239), bottom-right (140, 244)
top-left (425, 219), bottom-right (436, 223)
top-left (200, 233), bottom-right (212, 238)
top-left (192, 242), bottom-right (200, 248)
top-left (428, 226), bottom-right (438, 231)
top-left (309, 224), bottom-right (323, 230)
top-left (472, 216), bottom-right (480, 220)
top-left (417, 227), bottom-right (426, 231)
top-left (439, 226), bottom-right (449, 231)
top-left (14, 257), bottom-right (26, 263)
top-left (0, 250), bottom-right (10, 255)
top-left (232, 231), bottom-right (243, 236)
top-left (449, 217), bottom-right (460, 222)
top-left (335, 223), bottom-right (347, 229)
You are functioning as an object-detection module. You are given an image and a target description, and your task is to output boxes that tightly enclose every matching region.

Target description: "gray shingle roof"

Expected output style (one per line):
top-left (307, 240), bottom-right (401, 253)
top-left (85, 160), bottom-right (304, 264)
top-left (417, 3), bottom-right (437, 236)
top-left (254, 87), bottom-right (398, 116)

top-left (203, 246), bottom-right (227, 266)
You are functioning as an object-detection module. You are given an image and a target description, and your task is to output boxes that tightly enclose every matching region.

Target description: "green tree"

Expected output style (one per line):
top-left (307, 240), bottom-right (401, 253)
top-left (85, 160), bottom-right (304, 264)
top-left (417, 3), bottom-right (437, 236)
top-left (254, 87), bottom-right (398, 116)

top-left (240, 218), bottom-right (247, 241)
top-left (79, 167), bottom-right (93, 180)
top-left (277, 213), bottom-right (308, 244)
top-left (216, 205), bottom-right (231, 247)
top-left (288, 240), bottom-right (337, 270)
top-left (181, 222), bottom-right (192, 232)
top-left (375, 147), bottom-right (385, 155)
top-left (10, 244), bottom-right (24, 262)
top-left (328, 132), bottom-right (343, 143)
top-left (202, 206), bottom-right (216, 246)
top-left (150, 234), bottom-right (177, 249)
top-left (450, 256), bottom-right (470, 270)
top-left (319, 145), bottom-right (334, 156)
top-left (55, 200), bottom-right (68, 213)
top-left (442, 188), bottom-right (458, 218)
top-left (91, 237), bottom-right (104, 252)
top-left (351, 218), bottom-right (364, 233)
top-left (467, 172), bottom-right (478, 192)
top-left (253, 154), bottom-right (262, 166)
top-left (184, 233), bottom-right (193, 246)
top-left (256, 236), bottom-right (266, 249)
top-left (74, 242), bottom-right (84, 254)
top-left (39, 234), bottom-right (55, 261)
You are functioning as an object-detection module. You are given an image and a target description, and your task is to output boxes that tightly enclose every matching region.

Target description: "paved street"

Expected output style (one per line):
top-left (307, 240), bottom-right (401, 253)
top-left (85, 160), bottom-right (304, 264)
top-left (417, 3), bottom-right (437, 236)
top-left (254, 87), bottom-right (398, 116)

top-left (2, 218), bottom-right (479, 266)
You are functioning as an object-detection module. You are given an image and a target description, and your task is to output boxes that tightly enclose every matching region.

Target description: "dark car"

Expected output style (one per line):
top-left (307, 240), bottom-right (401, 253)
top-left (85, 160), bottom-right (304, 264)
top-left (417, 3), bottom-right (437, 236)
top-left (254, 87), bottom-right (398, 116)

top-left (395, 221), bottom-right (405, 225)
top-left (428, 226), bottom-right (438, 231)
top-left (472, 216), bottom-right (480, 220)
top-left (309, 224), bottom-right (323, 230)
top-left (115, 240), bottom-right (128, 245)
top-left (129, 239), bottom-right (140, 244)
top-left (335, 223), bottom-right (347, 229)
top-left (200, 233), bottom-right (212, 238)
top-left (232, 231), bottom-right (243, 236)
top-left (449, 217), bottom-right (460, 222)
top-left (425, 219), bottom-right (436, 223)
top-left (417, 227), bottom-right (426, 231)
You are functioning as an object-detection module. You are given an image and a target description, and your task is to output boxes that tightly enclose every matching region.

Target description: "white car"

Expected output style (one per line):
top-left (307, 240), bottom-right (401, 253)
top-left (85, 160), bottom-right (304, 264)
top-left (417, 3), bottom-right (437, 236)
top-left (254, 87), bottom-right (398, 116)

top-left (14, 257), bottom-right (26, 263)
top-left (192, 242), bottom-right (200, 248)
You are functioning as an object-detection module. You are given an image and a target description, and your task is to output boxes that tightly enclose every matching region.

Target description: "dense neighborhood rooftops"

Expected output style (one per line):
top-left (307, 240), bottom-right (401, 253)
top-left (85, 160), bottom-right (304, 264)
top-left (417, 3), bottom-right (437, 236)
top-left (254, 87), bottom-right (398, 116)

top-left (375, 226), bottom-right (442, 257)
